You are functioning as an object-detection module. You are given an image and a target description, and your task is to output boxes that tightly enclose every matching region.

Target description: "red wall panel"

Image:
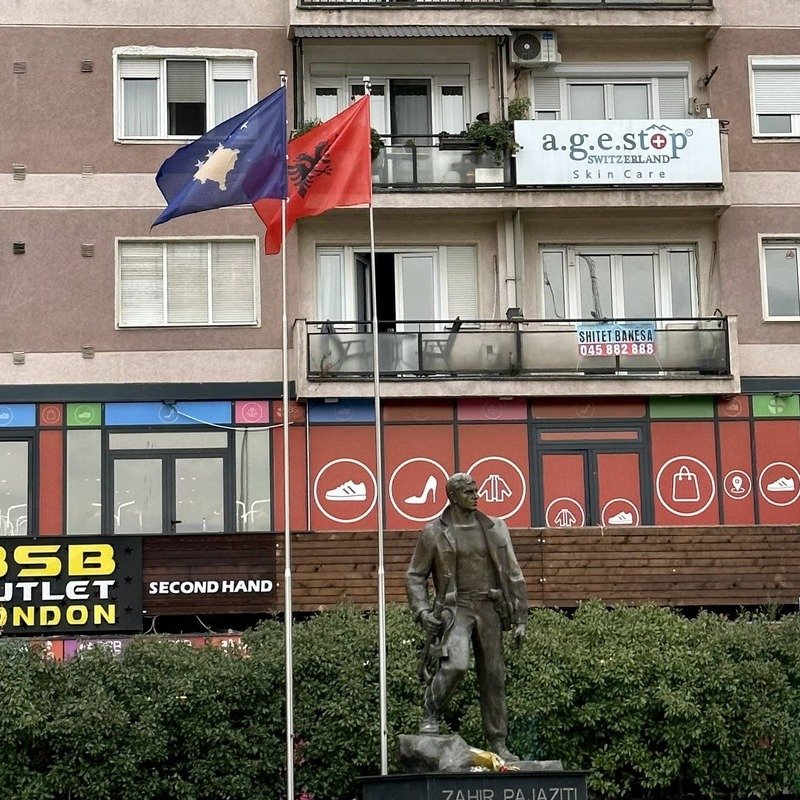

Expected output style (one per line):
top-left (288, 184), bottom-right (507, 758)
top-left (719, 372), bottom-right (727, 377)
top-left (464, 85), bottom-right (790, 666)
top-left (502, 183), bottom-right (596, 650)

top-left (38, 430), bottom-right (63, 535)
top-left (383, 425), bottom-right (455, 530)
top-left (596, 452), bottom-right (643, 527)
top-left (540, 453), bottom-right (587, 527)
top-left (532, 397), bottom-right (646, 419)
top-left (309, 426), bottom-right (378, 532)
top-left (650, 422), bottom-right (719, 526)
top-left (457, 424), bottom-right (531, 527)
top-left (718, 421), bottom-right (756, 524)
top-left (753, 421), bottom-right (800, 524)
top-left (272, 427), bottom-right (309, 533)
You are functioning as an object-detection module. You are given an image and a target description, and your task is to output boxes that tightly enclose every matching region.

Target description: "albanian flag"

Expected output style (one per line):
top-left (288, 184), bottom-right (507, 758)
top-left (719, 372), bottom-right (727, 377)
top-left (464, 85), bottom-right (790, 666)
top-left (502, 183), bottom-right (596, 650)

top-left (253, 95), bottom-right (372, 254)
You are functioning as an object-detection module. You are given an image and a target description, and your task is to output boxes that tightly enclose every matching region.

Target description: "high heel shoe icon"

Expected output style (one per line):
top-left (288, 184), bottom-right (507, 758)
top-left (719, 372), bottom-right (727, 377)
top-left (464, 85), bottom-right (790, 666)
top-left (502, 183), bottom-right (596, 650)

top-left (405, 475), bottom-right (437, 505)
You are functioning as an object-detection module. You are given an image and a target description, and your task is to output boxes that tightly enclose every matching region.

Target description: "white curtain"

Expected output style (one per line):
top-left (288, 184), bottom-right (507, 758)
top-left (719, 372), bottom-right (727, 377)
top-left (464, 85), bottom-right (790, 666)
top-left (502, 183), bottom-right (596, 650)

top-left (123, 79), bottom-right (158, 136)
top-left (214, 80), bottom-right (249, 126)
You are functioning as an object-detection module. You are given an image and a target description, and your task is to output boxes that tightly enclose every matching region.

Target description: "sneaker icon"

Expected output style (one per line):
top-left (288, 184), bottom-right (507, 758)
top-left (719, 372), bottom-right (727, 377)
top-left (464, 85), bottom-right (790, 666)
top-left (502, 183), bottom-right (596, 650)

top-left (767, 476), bottom-right (795, 493)
top-left (325, 480), bottom-right (367, 502)
top-left (608, 510), bottom-right (634, 525)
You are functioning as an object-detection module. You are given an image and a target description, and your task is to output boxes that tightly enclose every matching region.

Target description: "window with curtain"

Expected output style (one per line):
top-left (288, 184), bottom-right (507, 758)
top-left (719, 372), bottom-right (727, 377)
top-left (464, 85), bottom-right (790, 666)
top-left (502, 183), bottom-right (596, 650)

top-left (117, 54), bottom-right (254, 139)
top-left (762, 240), bottom-right (800, 319)
top-left (540, 244), bottom-right (697, 320)
top-left (751, 61), bottom-right (800, 136)
top-left (533, 74), bottom-right (688, 120)
top-left (118, 239), bottom-right (259, 327)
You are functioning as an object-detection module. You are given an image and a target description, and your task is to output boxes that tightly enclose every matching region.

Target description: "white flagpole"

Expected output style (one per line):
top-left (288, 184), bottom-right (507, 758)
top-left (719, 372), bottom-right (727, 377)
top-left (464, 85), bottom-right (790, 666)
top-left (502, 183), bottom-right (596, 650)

top-left (279, 69), bottom-right (295, 800)
top-left (364, 75), bottom-right (389, 776)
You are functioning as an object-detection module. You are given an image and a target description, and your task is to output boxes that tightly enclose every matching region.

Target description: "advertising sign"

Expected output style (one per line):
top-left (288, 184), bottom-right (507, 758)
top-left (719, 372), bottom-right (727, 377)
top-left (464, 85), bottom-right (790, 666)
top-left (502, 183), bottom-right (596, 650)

top-left (577, 322), bottom-right (656, 357)
top-left (515, 119), bottom-right (723, 186)
top-left (0, 537), bottom-right (142, 635)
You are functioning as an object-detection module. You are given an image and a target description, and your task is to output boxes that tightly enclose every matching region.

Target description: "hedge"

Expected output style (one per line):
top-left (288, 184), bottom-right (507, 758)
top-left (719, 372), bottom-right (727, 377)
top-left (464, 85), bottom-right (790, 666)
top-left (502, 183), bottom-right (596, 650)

top-left (0, 603), bottom-right (798, 800)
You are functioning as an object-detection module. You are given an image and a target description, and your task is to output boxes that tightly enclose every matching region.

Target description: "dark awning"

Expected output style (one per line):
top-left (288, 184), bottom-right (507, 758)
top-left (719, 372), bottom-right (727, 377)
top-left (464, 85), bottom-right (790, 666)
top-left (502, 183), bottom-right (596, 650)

top-left (292, 25), bottom-right (511, 38)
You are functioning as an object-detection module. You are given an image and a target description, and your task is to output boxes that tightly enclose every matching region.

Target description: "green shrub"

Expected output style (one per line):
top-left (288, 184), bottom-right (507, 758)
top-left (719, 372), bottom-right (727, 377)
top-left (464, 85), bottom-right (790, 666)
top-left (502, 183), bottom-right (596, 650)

top-left (0, 604), bottom-right (799, 800)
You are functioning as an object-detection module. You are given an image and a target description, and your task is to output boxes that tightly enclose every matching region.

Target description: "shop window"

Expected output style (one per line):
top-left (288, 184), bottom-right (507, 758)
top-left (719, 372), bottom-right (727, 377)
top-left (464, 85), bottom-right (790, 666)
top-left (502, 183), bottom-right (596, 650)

top-left (117, 238), bottom-right (259, 328)
top-left (0, 439), bottom-right (31, 536)
top-left (116, 49), bottom-right (254, 140)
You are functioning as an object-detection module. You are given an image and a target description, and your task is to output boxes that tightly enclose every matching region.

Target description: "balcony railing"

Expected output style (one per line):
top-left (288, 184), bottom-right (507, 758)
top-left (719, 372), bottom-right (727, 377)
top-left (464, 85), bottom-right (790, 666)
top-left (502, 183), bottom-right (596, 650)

top-left (300, 0), bottom-right (712, 8)
top-left (372, 134), bottom-right (510, 189)
top-left (306, 317), bottom-right (731, 380)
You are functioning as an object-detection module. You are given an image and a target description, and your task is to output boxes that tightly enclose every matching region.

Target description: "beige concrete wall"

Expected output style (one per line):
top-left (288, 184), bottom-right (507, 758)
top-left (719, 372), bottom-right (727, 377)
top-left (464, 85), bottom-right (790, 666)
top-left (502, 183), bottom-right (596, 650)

top-left (709, 28), bottom-right (800, 173)
top-left (0, 208), bottom-right (296, 354)
top-left (0, 27), bottom-right (291, 175)
top-left (718, 206), bottom-right (800, 345)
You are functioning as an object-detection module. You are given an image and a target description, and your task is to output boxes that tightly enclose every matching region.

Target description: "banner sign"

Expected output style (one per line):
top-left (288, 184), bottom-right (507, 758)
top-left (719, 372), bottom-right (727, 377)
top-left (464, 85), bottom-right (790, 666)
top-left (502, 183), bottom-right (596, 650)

top-left (577, 322), bottom-right (656, 357)
top-left (514, 119), bottom-right (723, 186)
top-left (0, 537), bottom-right (142, 635)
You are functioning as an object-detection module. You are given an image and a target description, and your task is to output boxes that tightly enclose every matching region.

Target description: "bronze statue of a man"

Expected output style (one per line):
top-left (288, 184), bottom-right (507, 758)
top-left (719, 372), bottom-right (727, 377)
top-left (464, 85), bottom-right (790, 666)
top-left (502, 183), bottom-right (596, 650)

top-left (406, 472), bottom-right (528, 762)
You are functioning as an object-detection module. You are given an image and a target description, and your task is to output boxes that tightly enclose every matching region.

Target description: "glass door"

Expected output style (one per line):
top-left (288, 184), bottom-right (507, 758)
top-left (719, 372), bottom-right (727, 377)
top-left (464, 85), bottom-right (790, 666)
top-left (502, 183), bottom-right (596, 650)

top-left (174, 456), bottom-right (225, 532)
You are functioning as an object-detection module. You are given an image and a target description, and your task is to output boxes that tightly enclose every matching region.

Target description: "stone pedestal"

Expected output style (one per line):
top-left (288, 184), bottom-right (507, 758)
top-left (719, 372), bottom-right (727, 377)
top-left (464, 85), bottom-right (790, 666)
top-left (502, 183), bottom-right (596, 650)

top-left (361, 771), bottom-right (588, 800)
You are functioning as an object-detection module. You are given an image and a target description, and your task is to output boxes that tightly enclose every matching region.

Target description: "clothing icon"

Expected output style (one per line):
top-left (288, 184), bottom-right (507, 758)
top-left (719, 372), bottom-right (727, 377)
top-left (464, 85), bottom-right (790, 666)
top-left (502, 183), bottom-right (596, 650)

top-left (554, 508), bottom-right (577, 527)
top-left (324, 480), bottom-right (367, 502)
top-left (404, 475), bottom-right (437, 505)
top-left (477, 474), bottom-right (512, 504)
top-left (672, 466), bottom-right (700, 503)
top-left (767, 476), bottom-right (796, 493)
top-left (607, 511), bottom-right (633, 525)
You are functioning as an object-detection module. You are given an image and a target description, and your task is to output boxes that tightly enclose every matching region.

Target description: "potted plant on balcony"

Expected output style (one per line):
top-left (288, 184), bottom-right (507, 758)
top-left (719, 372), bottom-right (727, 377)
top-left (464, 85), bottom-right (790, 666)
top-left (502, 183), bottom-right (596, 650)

top-left (464, 112), bottom-right (521, 167)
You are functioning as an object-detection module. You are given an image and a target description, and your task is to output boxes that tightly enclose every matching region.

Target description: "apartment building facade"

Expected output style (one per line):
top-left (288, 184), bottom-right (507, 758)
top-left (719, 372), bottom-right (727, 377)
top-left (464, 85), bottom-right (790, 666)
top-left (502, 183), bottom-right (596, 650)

top-left (0, 0), bottom-right (798, 643)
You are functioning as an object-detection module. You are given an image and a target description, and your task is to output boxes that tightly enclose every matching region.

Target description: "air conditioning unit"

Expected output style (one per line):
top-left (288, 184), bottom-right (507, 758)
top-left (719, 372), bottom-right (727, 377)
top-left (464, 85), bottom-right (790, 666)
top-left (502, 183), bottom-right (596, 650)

top-left (509, 30), bottom-right (561, 67)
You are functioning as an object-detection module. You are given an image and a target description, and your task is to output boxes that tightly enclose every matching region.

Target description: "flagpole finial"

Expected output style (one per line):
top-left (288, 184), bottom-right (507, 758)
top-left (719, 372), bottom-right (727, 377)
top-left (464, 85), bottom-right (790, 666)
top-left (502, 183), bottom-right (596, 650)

top-left (279, 69), bottom-right (287, 87)
top-left (363, 75), bottom-right (371, 96)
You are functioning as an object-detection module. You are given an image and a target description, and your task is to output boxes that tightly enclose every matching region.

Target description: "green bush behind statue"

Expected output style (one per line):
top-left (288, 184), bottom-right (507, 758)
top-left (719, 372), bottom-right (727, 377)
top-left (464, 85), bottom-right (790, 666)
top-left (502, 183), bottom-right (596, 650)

top-left (0, 602), bottom-right (798, 800)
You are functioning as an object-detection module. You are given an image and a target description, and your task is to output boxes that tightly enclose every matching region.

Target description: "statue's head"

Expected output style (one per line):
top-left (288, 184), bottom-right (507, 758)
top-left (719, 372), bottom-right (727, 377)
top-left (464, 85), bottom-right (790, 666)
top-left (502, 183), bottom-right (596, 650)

top-left (446, 472), bottom-right (478, 513)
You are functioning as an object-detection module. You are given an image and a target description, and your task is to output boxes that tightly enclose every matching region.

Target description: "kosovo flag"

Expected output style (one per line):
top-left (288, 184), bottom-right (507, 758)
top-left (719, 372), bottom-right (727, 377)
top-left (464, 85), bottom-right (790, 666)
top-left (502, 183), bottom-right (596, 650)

top-left (153, 85), bottom-right (287, 226)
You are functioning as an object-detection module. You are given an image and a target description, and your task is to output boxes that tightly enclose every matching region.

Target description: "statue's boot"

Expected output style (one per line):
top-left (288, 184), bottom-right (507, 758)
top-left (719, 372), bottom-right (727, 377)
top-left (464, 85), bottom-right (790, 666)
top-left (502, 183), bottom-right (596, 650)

top-left (418, 691), bottom-right (440, 735)
top-left (488, 739), bottom-right (520, 763)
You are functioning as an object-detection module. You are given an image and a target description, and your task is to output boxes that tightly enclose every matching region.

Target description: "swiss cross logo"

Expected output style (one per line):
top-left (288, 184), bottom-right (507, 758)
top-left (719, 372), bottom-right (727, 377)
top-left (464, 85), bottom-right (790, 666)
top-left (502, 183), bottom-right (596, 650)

top-left (650, 133), bottom-right (667, 149)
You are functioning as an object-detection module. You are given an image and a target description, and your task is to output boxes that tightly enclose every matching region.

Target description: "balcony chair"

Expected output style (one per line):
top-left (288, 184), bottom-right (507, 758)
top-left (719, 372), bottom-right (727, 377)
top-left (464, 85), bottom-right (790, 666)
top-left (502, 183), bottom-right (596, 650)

top-left (422, 316), bottom-right (462, 373)
top-left (318, 321), bottom-right (368, 375)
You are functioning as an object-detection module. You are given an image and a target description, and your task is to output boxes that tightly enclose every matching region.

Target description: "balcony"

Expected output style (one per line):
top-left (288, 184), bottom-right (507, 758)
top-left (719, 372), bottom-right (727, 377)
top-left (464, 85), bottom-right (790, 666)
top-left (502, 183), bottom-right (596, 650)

top-left (372, 135), bottom-right (510, 190)
top-left (298, 0), bottom-right (712, 7)
top-left (302, 316), bottom-right (732, 383)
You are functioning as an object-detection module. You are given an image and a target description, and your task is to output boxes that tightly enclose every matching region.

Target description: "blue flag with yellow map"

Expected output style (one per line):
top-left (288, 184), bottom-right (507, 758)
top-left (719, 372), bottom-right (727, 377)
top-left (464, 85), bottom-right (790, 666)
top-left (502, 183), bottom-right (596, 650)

top-left (152, 85), bottom-right (287, 227)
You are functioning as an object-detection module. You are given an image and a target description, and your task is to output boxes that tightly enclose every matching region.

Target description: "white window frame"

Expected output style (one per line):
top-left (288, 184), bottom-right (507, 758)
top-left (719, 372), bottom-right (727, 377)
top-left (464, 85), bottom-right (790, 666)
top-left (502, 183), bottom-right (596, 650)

top-left (759, 235), bottom-right (800, 321)
top-left (749, 56), bottom-right (800, 140)
top-left (115, 236), bottom-right (261, 328)
top-left (308, 71), bottom-right (472, 136)
top-left (315, 245), bottom-right (477, 326)
top-left (113, 46), bottom-right (257, 143)
top-left (539, 243), bottom-right (698, 321)
top-left (532, 62), bottom-right (691, 121)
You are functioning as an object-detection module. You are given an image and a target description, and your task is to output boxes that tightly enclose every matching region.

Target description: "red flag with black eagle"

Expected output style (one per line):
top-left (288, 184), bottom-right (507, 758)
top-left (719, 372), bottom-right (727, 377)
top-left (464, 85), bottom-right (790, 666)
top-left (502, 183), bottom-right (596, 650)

top-left (253, 95), bottom-right (372, 254)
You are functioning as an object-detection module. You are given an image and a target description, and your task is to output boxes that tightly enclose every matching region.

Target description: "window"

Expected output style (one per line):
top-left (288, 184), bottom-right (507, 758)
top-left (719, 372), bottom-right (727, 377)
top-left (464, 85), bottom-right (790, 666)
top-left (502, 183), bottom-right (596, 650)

top-left (316, 246), bottom-right (478, 326)
top-left (103, 429), bottom-right (271, 534)
top-left (117, 239), bottom-right (259, 327)
top-left (310, 74), bottom-right (470, 139)
top-left (0, 439), bottom-right (31, 536)
top-left (751, 58), bottom-right (800, 137)
top-left (532, 69), bottom-right (689, 120)
top-left (761, 240), bottom-right (800, 319)
top-left (541, 245), bottom-right (697, 320)
top-left (115, 49), bottom-right (255, 140)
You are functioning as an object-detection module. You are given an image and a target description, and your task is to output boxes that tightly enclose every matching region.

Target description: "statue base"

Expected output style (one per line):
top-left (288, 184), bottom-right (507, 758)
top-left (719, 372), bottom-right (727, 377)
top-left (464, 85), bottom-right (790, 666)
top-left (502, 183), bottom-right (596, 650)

top-left (361, 771), bottom-right (588, 800)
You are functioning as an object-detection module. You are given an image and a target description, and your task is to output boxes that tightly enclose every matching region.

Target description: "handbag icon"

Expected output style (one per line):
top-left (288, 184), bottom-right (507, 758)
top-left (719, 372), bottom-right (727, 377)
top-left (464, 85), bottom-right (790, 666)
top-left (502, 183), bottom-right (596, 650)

top-left (672, 465), bottom-right (700, 503)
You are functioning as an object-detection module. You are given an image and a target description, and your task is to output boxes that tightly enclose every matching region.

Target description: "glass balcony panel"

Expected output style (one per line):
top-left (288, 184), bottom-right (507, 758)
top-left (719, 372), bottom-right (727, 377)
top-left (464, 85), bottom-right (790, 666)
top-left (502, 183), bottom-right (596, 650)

top-left (306, 318), bottom-right (729, 379)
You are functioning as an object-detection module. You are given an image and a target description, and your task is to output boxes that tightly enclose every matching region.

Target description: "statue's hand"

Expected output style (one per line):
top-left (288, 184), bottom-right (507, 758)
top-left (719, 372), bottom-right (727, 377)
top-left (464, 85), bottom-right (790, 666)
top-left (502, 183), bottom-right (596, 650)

top-left (513, 624), bottom-right (526, 646)
top-left (420, 609), bottom-right (443, 637)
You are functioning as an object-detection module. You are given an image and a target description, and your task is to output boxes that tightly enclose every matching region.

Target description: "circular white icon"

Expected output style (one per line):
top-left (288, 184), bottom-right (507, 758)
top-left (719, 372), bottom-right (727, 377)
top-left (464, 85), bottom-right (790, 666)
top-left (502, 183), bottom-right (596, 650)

top-left (388, 458), bottom-right (450, 522)
top-left (758, 462), bottom-right (800, 507)
top-left (313, 458), bottom-right (377, 524)
top-left (655, 456), bottom-right (716, 517)
top-left (0, 406), bottom-right (14, 426)
top-left (545, 497), bottom-right (585, 528)
top-left (73, 404), bottom-right (97, 425)
top-left (723, 470), bottom-right (752, 500)
top-left (159, 404), bottom-right (179, 423)
top-left (41, 406), bottom-right (61, 425)
top-left (466, 456), bottom-right (527, 520)
top-left (240, 402), bottom-right (266, 423)
top-left (601, 498), bottom-right (640, 527)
